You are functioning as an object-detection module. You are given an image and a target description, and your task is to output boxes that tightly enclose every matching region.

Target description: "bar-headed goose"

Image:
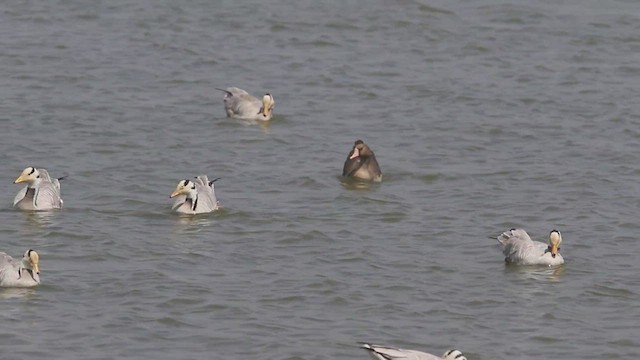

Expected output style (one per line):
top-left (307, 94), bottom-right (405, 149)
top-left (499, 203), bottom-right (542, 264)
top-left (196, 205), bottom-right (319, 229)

top-left (170, 175), bottom-right (220, 214)
top-left (0, 249), bottom-right (41, 287)
top-left (496, 228), bottom-right (564, 266)
top-left (361, 343), bottom-right (466, 360)
top-left (13, 167), bottom-right (63, 211)
top-left (216, 87), bottom-right (274, 121)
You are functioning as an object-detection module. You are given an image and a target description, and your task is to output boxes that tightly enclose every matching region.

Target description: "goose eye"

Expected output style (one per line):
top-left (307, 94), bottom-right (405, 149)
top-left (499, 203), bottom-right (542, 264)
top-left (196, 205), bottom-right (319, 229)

top-left (182, 180), bottom-right (189, 187)
top-left (28, 168), bottom-right (36, 175)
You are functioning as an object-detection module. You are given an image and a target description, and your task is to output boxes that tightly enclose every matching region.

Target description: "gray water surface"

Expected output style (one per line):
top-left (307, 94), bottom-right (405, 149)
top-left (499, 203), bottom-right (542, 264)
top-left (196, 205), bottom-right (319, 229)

top-left (1, 0), bottom-right (639, 359)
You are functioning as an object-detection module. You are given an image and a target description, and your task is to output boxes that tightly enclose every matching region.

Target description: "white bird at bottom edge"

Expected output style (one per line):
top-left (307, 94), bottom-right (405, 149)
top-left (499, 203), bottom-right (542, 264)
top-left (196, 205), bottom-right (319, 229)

top-left (361, 343), bottom-right (467, 360)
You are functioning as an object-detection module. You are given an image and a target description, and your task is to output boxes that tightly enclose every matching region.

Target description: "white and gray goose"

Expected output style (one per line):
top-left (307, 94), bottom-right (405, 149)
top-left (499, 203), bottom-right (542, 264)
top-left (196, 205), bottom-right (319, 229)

top-left (216, 87), bottom-right (275, 121)
top-left (496, 228), bottom-right (564, 266)
top-left (13, 166), bottom-right (64, 211)
top-left (361, 343), bottom-right (466, 360)
top-left (0, 249), bottom-right (41, 287)
top-left (170, 175), bottom-right (220, 214)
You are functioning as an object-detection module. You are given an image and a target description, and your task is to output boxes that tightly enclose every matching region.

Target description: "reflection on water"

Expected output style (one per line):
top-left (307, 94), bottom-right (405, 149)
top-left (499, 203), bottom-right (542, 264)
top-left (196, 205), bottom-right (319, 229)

top-left (504, 264), bottom-right (566, 282)
top-left (231, 118), bottom-right (272, 133)
top-left (0, 287), bottom-right (38, 300)
top-left (21, 211), bottom-right (60, 228)
top-left (501, 265), bottom-right (567, 303)
top-left (172, 213), bottom-right (218, 229)
top-left (258, 120), bottom-right (272, 134)
top-left (339, 177), bottom-right (381, 191)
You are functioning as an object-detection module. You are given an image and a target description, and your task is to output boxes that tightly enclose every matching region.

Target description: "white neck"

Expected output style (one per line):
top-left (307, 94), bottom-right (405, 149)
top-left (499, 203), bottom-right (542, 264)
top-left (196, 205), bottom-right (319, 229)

top-left (26, 177), bottom-right (42, 189)
top-left (184, 188), bottom-right (198, 200)
top-left (19, 259), bottom-right (30, 272)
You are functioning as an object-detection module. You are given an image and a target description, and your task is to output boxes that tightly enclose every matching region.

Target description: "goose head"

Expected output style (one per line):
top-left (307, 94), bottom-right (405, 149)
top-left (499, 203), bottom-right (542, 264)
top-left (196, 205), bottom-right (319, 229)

top-left (349, 140), bottom-right (374, 160)
top-left (170, 180), bottom-right (197, 199)
top-left (18, 249), bottom-right (40, 283)
top-left (14, 167), bottom-right (41, 187)
top-left (442, 350), bottom-right (466, 360)
top-left (258, 93), bottom-right (275, 120)
top-left (547, 229), bottom-right (562, 258)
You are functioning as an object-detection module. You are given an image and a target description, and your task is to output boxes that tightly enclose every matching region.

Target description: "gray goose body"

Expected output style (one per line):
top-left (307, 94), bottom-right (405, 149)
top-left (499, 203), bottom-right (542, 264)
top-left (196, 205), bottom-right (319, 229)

top-left (361, 343), bottom-right (466, 360)
top-left (496, 228), bottom-right (564, 266)
top-left (216, 87), bottom-right (274, 121)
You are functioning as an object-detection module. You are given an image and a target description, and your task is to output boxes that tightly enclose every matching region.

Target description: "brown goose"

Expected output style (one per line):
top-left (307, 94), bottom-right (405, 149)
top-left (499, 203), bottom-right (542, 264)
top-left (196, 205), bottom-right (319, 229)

top-left (342, 140), bottom-right (382, 182)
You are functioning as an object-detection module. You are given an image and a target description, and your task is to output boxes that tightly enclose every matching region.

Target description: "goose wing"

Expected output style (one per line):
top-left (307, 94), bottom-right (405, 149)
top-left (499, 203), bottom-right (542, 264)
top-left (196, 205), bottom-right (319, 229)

top-left (12, 186), bottom-right (29, 206)
top-left (0, 252), bottom-right (17, 270)
top-left (171, 193), bottom-right (190, 212)
top-left (497, 228), bottom-right (545, 263)
top-left (365, 155), bottom-right (383, 179)
top-left (361, 344), bottom-right (442, 360)
top-left (497, 228), bottom-right (532, 247)
top-left (34, 169), bottom-right (63, 208)
top-left (218, 87), bottom-right (261, 118)
top-left (343, 154), bottom-right (363, 177)
top-left (193, 175), bottom-right (218, 212)
top-left (34, 182), bottom-right (63, 209)
top-left (0, 253), bottom-right (18, 286)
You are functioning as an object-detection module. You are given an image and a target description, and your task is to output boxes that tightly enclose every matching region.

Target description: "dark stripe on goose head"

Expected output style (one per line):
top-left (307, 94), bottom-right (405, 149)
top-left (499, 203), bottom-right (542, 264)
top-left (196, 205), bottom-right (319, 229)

top-left (444, 350), bottom-right (465, 359)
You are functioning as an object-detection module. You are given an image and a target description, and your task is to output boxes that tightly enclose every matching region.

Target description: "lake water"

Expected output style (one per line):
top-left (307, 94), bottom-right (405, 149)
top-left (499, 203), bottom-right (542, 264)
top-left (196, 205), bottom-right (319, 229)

top-left (1, 0), bottom-right (639, 359)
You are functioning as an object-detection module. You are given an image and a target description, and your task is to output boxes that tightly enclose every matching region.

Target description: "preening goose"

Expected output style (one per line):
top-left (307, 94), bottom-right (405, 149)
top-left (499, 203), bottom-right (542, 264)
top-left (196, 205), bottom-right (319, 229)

top-left (216, 87), bottom-right (275, 121)
top-left (343, 140), bottom-right (382, 182)
top-left (496, 228), bottom-right (564, 266)
top-left (0, 249), bottom-right (41, 287)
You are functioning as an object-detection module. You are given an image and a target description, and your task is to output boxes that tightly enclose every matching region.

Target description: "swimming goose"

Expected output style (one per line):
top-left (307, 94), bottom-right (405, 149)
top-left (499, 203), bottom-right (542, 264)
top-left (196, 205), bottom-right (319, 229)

top-left (216, 87), bottom-right (275, 121)
top-left (343, 140), bottom-right (382, 182)
top-left (361, 343), bottom-right (466, 360)
top-left (13, 167), bottom-right (64, 210)
top-left (0, 250), bottom-right (41, 287)
top-left (170, 175), bottom-right (220, 214)
top-left (496, 228), bottom-right (564, 266)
